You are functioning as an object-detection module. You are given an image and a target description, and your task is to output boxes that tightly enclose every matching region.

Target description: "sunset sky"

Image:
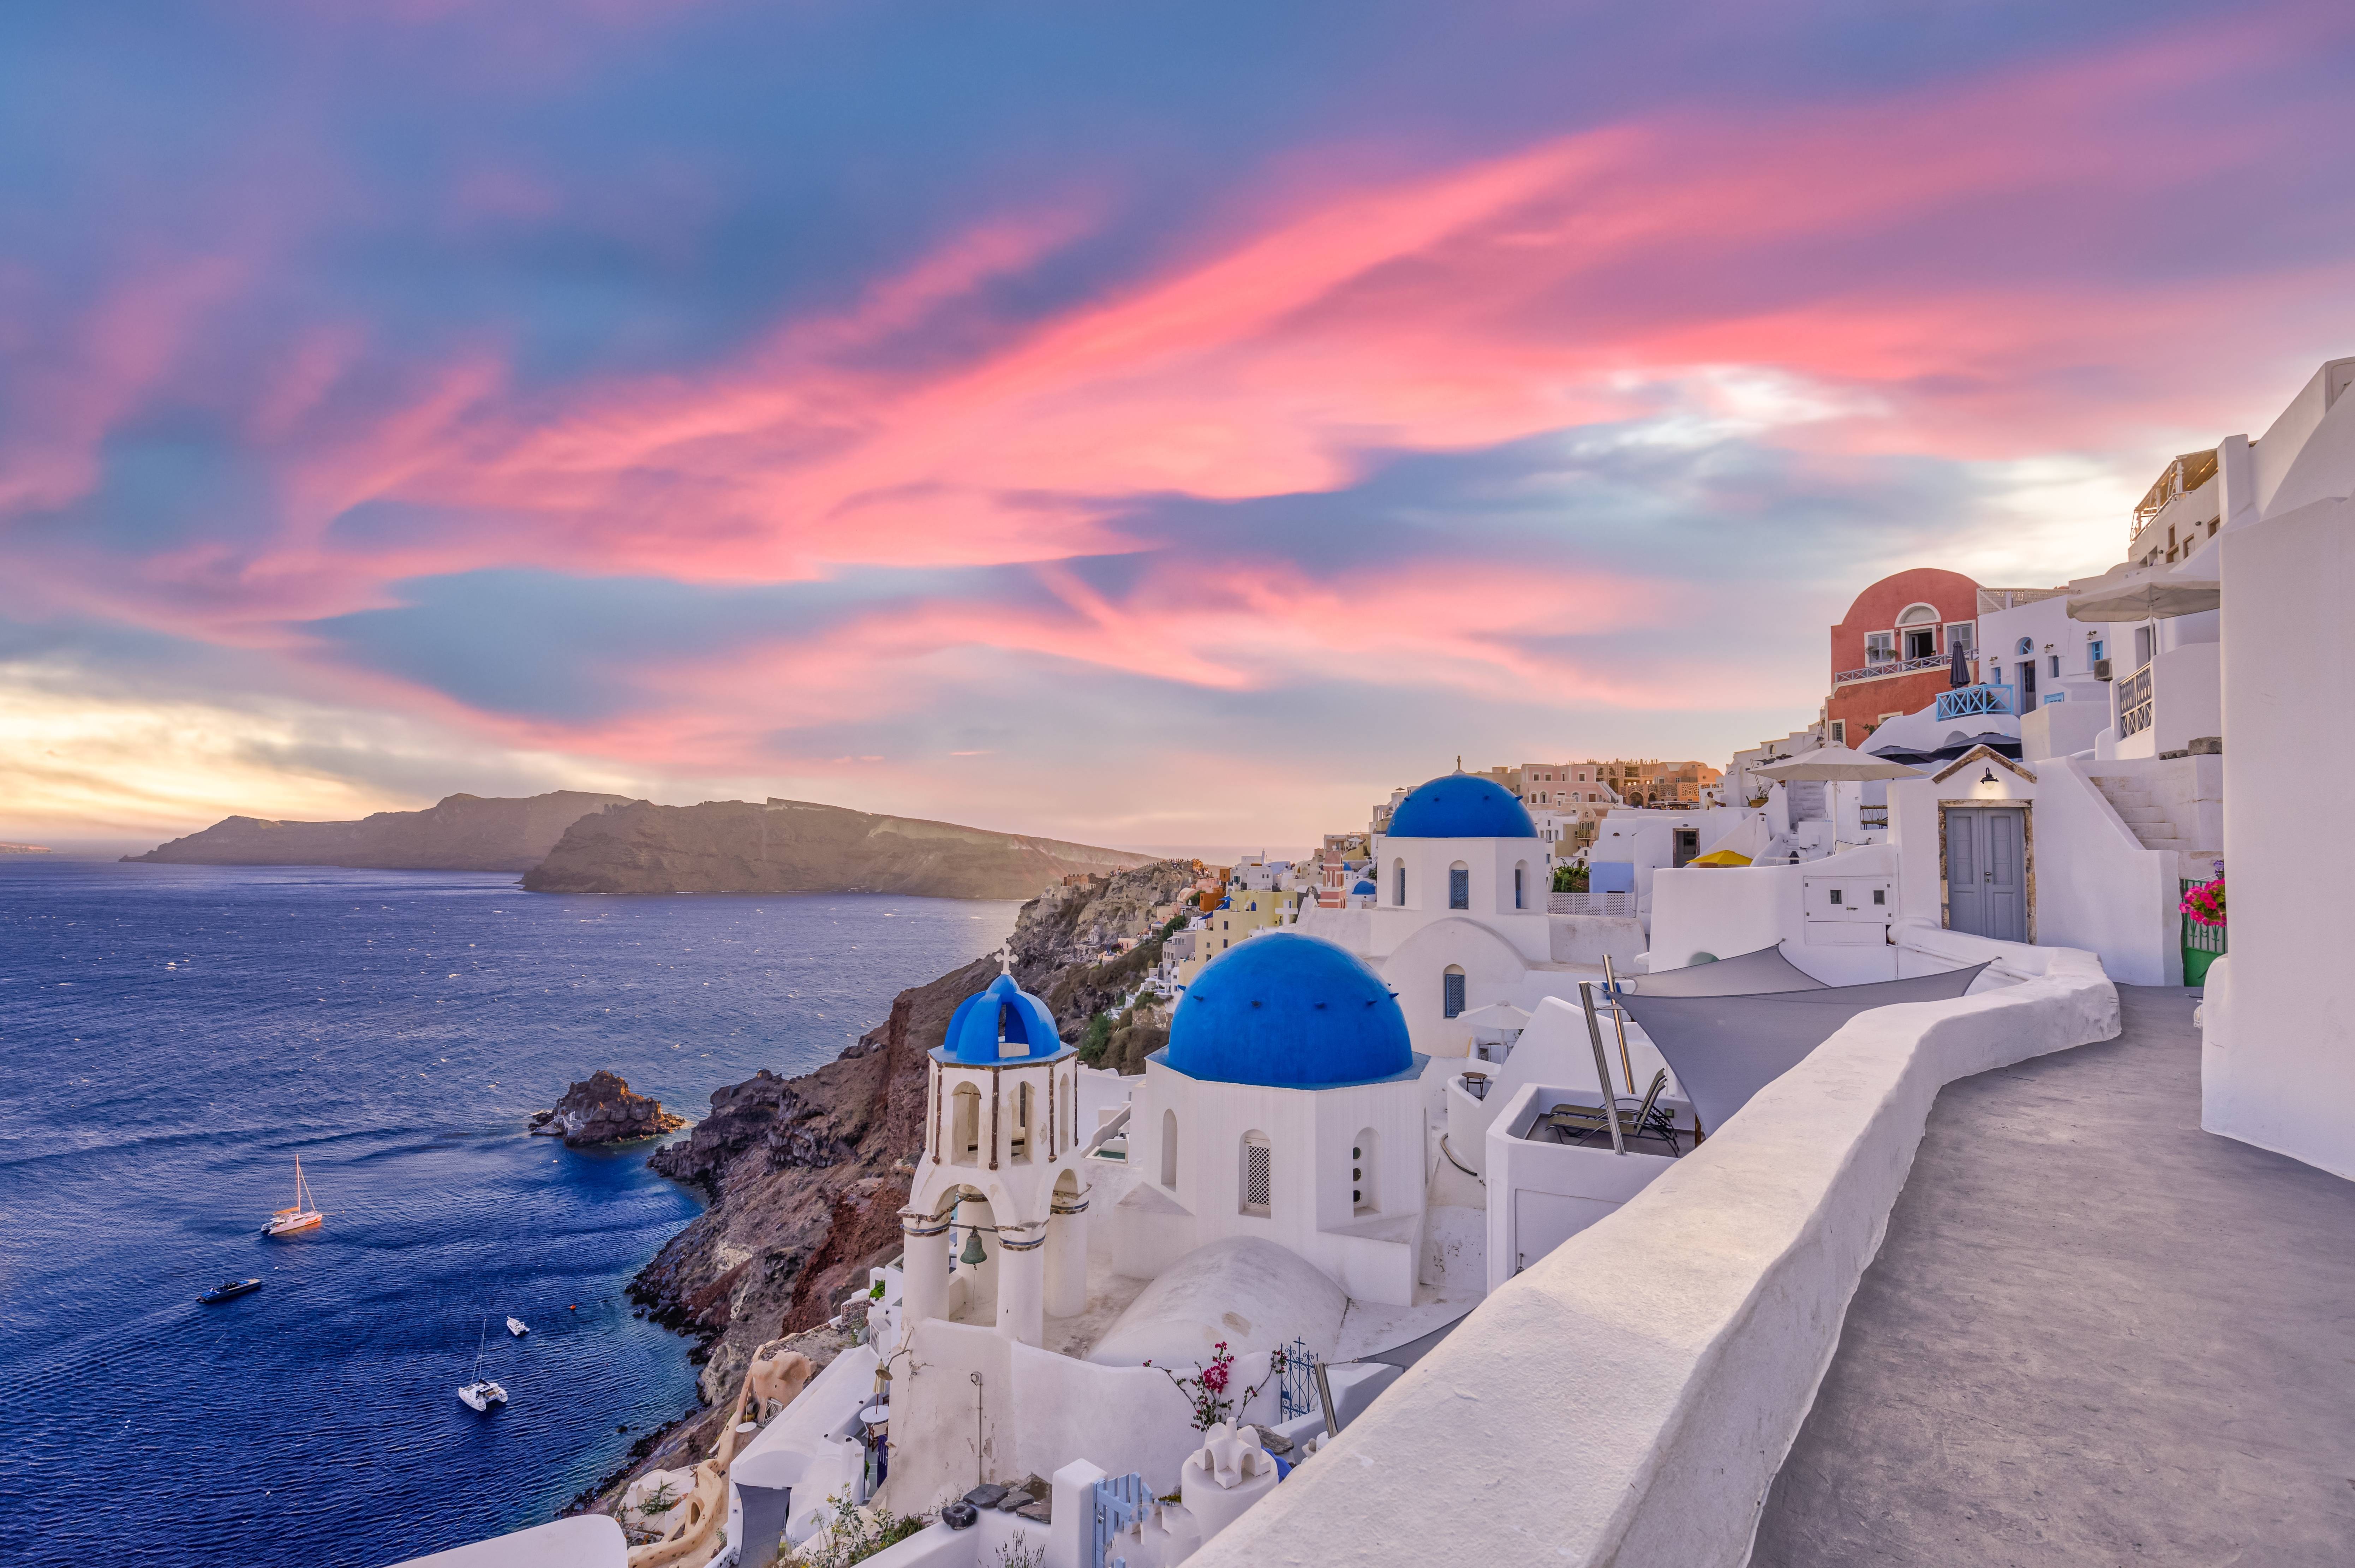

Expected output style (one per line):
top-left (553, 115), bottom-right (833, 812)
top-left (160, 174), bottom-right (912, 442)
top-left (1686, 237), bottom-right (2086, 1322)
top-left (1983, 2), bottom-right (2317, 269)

top-left (5, 1), bottom-right (2354, 854)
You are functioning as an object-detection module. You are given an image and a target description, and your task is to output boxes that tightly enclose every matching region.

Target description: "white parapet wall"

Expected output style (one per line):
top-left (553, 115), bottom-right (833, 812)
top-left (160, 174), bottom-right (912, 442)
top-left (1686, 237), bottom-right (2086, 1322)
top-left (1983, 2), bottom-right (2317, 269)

top-left (1186, 922), bottom-right (2118, 1568)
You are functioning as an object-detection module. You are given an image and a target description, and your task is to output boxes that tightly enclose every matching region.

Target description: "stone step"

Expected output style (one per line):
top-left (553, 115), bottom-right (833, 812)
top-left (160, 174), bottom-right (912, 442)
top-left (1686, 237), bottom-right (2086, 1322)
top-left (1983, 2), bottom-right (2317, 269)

top-left (2115, 807), bottom-right (2169, 825)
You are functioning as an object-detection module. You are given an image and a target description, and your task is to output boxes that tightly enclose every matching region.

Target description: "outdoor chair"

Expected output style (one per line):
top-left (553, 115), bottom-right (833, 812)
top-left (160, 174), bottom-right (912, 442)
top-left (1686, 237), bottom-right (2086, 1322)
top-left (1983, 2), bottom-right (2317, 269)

top-left (1542, 1069), bottom-right (1679, 1154)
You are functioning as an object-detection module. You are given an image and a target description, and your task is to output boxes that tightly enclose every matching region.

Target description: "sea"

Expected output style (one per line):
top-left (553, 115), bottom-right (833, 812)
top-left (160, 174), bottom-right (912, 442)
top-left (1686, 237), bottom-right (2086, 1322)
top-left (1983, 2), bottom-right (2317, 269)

top-left (0, 858), bottom-right (1016, 1568)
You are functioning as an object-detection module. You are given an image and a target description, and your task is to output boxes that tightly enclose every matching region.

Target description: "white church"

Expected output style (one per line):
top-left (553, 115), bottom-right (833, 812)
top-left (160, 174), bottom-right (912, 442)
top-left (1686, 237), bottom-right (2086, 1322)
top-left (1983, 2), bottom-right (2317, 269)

top-left (1297, 770), bottom-right (1618, 1057)
top-left (875, 927), bottom-right (1478, 1513)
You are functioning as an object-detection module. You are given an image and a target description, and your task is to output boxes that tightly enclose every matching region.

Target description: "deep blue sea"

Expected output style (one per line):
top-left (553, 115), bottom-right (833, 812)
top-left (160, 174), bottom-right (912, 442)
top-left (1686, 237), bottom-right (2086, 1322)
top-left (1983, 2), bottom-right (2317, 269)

top-left (0, 860), bottom-right (1016, 1568)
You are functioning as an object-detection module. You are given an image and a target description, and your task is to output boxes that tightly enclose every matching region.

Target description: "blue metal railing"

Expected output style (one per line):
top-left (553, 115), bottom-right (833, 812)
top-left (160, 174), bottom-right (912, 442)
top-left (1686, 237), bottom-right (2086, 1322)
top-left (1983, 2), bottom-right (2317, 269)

top-left (1935, 683), bottom-right (2016, 721)
top-left (1279, 1338), bottom-right (1320, 1422)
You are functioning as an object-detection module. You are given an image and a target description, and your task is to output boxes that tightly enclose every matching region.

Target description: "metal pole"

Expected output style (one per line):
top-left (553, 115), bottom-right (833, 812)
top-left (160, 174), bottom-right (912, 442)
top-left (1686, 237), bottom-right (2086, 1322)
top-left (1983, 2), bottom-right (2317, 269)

top-left (1578, 983), bottom-right (1627, 1156)
top-left (1601, 956), bottom-right (1636, 1093)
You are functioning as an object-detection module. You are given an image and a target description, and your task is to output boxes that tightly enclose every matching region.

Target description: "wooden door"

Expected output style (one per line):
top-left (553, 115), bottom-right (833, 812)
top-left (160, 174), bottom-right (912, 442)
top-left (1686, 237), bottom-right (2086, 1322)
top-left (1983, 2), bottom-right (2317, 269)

top-left (1945, 807), bottom-right (2027, 942)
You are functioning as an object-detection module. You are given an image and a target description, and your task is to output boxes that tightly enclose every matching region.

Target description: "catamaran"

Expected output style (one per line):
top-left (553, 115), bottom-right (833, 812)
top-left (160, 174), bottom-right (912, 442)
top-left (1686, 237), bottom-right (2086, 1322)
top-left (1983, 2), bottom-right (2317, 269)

top-left (262, 1155), bottom-right (325, 1237)
top-left (458, 1316), bottom-right (509, 1412)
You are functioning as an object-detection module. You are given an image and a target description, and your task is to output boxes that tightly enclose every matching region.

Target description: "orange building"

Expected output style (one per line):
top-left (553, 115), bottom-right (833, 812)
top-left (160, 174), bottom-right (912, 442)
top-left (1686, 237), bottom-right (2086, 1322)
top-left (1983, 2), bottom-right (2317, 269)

top-left (1824, 568), bottom-right (1984, 747)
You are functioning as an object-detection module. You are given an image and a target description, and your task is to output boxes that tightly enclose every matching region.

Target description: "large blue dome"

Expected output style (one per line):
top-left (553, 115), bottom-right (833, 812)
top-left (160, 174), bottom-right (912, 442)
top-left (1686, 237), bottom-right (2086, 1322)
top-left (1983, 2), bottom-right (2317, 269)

top-left (937, 972), bottom-right (1068, 1065)
top-left (1385, 773), bottom-right (1537, 839)
top-left (1164, 932), bottom-right (1416, 1089)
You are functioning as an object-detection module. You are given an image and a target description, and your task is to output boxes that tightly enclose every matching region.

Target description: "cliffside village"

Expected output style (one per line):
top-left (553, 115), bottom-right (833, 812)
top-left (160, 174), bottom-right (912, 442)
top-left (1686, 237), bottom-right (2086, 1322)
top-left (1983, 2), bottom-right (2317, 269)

top-left (413, 356), bottom-right (2353, 1568)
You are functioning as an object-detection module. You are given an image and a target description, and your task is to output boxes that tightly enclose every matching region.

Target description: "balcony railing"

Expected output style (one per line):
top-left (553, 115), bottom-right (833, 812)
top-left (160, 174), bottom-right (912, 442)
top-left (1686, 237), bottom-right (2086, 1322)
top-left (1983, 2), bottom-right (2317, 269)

top-left (1550, 891), bottom-right (1633, 917)
top-left (2118, 660), bottom-right (2154, 738)
top-left (1833, 652), bottom-right (1966, 685)
top-left (1935, 683), bottom-right (2016, 721)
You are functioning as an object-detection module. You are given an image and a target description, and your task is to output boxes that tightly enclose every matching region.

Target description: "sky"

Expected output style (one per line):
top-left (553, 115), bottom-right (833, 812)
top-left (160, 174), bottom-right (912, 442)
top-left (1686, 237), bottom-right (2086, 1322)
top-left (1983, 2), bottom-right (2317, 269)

top-left (5, 1), bottom-right (2354, 856)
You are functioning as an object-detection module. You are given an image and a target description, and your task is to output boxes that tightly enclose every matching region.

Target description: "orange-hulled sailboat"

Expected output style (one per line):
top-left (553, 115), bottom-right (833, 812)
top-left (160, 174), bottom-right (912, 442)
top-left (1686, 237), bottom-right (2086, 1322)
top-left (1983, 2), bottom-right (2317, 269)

top-left (262, 1155), bottom-right (325, 1237)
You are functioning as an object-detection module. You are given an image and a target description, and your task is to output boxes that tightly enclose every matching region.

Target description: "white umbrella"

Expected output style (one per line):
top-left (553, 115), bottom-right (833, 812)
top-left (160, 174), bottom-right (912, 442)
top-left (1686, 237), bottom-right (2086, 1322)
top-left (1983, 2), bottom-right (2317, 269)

top-left (1751, 744), bottom-right (1924, 782)
top-left (2065, 559), bottom-right (2220, 622)
top-left (1458, 1002), bottom-right (1531, 1033)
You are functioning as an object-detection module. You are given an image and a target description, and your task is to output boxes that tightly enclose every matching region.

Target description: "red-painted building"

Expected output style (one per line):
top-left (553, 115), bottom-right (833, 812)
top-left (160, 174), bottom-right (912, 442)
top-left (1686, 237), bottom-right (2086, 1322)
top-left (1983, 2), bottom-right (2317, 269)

top-left (1825, 568), bottom-right (1983, 746)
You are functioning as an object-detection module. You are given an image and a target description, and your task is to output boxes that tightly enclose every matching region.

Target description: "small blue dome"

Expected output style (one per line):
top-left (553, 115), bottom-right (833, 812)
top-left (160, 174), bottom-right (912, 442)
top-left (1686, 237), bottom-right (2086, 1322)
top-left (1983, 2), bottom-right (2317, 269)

top-left (1350, 880), bottom-right (1377, 895)
top-left (938, 972), bottom-right (1068, 1064)
top-left (1386, 773), bottom-right (1537, 839)
top-left (1165, 932), bottom-right (1415, 1089)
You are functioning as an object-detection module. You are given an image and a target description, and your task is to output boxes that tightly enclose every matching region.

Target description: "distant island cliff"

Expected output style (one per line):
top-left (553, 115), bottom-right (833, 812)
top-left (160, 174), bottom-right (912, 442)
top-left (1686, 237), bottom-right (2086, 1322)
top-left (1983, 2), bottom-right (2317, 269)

top-left (124, 791), bottom-right (632, 872)
top-left (520, 797), bottom-right (1152, 899)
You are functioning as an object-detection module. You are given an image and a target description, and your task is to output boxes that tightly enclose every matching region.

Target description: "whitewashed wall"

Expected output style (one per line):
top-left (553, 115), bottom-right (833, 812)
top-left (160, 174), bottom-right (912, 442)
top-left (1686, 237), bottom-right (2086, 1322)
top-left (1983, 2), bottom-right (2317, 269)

top-left (2204, 487), bottom-right (2355, 1178)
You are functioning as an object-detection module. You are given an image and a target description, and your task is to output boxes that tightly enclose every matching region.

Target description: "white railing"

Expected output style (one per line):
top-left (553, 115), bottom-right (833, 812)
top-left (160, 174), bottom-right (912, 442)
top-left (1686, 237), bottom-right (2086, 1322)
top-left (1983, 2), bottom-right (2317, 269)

top-left (2117, 660), bottom-right (2154, 738)
top-left (1549, 891), bottom-right (1632, 917)
top-left (1833, 652), bottom-right (1962, 685)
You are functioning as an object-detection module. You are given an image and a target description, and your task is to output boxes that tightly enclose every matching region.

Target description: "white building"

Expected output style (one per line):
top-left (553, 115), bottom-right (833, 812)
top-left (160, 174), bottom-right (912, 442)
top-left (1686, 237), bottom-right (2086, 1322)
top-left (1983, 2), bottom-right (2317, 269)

top-left (1115, 932), bottom-right (1431, 1305)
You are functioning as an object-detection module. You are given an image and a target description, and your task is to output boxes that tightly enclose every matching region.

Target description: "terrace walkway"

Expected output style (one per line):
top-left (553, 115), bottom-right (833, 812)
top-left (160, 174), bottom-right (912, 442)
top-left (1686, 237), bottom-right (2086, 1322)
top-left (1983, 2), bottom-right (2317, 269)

top-left (1753, 985), bottom-right (2355, 1566)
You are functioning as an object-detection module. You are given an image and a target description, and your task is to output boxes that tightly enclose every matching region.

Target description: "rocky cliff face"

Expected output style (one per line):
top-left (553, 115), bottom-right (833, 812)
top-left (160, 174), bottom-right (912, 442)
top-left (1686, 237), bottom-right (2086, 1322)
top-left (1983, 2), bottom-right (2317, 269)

top-left (533, 1070), bottom-right (687, 1145)
top-left (124, 791), bottom-right (632, 871)
top-left (520, 796), bottom-right (1154, 899)
top-left (618, 858), bottom-right (1199, 1441)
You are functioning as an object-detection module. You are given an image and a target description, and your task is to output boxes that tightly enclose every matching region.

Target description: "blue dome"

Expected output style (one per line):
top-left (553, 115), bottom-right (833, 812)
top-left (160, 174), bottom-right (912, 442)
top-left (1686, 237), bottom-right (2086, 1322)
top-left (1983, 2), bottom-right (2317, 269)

top-left (1385, 773), bottom-right (1537, 839)
top-left (938, 972), bottom-right (1068, 1064)
top-left (1350, 880), bottom-right (1377, 895)
top-left (1165, 932), bottom-right (1415, 1089)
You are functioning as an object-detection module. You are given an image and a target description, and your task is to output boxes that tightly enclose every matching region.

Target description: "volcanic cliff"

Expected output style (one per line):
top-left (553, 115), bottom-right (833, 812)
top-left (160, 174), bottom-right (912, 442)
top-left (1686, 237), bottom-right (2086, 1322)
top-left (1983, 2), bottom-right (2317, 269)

top-left (604, 858), bottom-right (1201, 1487)
top-left (124, 790), bottom-right (632, 871)
top-left (521, 796), bottom-right (1153, 899)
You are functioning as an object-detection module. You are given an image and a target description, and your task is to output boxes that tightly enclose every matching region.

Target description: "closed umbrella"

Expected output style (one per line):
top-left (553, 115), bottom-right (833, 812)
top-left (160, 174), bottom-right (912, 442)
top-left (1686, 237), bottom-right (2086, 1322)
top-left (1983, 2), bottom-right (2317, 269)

top-left (1949, 638), bottom-right (1971, 687)
top-left (1751, 745), bottom-right (1924, 782)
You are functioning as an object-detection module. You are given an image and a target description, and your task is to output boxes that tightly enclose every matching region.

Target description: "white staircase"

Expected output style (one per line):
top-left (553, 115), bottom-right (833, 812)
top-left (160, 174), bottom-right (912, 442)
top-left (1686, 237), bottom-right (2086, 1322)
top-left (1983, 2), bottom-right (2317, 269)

top-left (2091, 774), bottom-right (2217, 880)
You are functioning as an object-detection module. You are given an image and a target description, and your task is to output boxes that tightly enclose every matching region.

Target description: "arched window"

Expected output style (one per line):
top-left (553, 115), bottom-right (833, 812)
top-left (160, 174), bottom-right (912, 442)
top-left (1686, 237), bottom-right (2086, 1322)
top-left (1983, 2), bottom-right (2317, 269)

top-left (1448, 861), bottom-right (1470, 909)
top-left (1513, 862), bottom-right (1528, 910)
top-left (951, 1083), bottom-right (981, 1166)
top-left (1896, 603), bottom-right (1941, 662)
top-left (1442, 965), bottom-right (1466, 1019)
top-left (1352, 1128), bottom-right (1377, 1215)
top-left (1160, 1108), bottom-right (1179, 1189)
top-left (1011, 1080), bottom-right (1032, 1163)
top-left (1393, 860), bottom-right (1406, 906)
top-left (1238, 1131), bottom-right (1272, 1217)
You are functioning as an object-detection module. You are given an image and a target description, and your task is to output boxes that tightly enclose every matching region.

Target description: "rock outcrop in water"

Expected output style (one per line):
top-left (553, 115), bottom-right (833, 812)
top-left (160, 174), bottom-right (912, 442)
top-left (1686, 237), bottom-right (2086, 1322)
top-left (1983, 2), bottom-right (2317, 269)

top-left (124, 790), bottom-right (632, 871)
top-left (599, 859), bottom-right (1200, 1497)
top-left (533, 1070), bottom-right (687, 1145)
top-left (519, 796), bottom-right (1152, 899)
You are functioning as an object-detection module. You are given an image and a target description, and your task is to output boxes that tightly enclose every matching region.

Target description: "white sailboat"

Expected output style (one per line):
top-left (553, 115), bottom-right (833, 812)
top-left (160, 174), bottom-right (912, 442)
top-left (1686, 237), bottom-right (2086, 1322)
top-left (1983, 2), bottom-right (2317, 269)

top-left (506, 1316), bottom-right (530, 1337)
top-left (262, 1155), bottom-right (325, 1237)
top-left (458, 1316), bottom-right (509, 1412)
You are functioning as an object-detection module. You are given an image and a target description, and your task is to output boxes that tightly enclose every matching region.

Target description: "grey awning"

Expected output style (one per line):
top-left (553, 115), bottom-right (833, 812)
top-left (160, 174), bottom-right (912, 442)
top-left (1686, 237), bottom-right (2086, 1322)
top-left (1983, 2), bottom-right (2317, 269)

top-left (1616, 965), bottom-right (1989, 1132)
top-left (1613, 943), bottom-right (1827, 998)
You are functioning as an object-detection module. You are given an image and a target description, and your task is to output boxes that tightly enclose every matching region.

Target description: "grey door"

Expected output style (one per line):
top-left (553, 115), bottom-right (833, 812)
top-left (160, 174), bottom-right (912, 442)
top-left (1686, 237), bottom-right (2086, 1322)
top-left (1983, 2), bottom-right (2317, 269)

top-left (1945, 807), bottom-right (2027, 942)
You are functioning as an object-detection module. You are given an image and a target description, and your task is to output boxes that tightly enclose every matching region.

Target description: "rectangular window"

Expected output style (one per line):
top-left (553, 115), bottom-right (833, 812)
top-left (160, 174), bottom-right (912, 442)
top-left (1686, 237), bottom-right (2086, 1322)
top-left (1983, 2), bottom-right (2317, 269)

top-left (1828, 719), bottom-right (1847, 745)
top-left (1866, 631), bottom-right (1896, 665)
top-left (1513, 866), bottom-right (1524, 909)
top-left (1442, 971), bottom-right (1466, 1018)
top-left (2049, 654), bottom-right (2060, 678)
top-left (1448, 868), bottom-right (1469, 908)
top-left (1904, 627), bottom-right (1938, 660)
top-left (1945, 622), bottom-right (1976, 657)
top-left (1242, 1141), bottom-right (1271, 1216)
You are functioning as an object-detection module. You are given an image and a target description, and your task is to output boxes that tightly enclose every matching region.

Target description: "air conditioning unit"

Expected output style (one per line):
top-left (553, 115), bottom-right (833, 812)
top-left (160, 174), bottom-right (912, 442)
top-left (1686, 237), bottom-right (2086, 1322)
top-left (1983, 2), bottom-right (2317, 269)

top-left (2093, 658), bottom-right (2113, 681)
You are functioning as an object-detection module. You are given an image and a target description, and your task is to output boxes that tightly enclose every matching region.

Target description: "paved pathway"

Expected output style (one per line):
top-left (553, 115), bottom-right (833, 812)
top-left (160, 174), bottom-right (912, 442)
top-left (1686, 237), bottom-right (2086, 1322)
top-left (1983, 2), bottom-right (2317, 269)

top-left (1753, 985), bottom-right (2355, 1566)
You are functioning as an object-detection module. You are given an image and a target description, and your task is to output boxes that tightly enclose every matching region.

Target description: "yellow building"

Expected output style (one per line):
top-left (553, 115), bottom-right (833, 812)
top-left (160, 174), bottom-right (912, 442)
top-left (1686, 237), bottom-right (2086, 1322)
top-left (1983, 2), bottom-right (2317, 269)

top-left (1173, 885), bottom-right (1309, 988)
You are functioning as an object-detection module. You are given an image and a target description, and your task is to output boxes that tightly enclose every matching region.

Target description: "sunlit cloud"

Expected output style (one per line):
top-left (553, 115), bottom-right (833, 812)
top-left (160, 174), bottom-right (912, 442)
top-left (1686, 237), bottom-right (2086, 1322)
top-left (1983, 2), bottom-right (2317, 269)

top-left (3, 0), bottom-right (2353, 844)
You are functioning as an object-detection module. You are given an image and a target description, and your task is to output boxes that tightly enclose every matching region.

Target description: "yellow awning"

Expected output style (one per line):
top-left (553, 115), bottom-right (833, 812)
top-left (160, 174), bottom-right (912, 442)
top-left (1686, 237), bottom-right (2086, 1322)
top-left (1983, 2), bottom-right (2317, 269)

top-left (1687, 850), bottom-right (1753, 868)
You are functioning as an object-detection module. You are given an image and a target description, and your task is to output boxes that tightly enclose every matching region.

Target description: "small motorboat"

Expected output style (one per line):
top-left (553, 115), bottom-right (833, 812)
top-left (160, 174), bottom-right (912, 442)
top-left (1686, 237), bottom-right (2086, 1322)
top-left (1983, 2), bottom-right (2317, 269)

top-left (458, 1378), bottom-right (509, 1412)
top-left (262, 1155), bottom-right (326, 1237)
top-left (199, 1279), bottom-right (263, 1304)
top-left (506, 1316), bottom-right (530, 1337)
top-left (457, 1315), bottom-right (508, 1411)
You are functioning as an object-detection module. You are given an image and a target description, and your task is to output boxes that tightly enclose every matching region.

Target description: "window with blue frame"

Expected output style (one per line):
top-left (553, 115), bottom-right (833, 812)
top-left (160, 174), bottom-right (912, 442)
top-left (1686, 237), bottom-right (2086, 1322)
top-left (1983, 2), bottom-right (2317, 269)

top-left (1442, 967), bottom-right (1466, 1018)
top-left (1448, 867), bottom-right (1469, 909)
